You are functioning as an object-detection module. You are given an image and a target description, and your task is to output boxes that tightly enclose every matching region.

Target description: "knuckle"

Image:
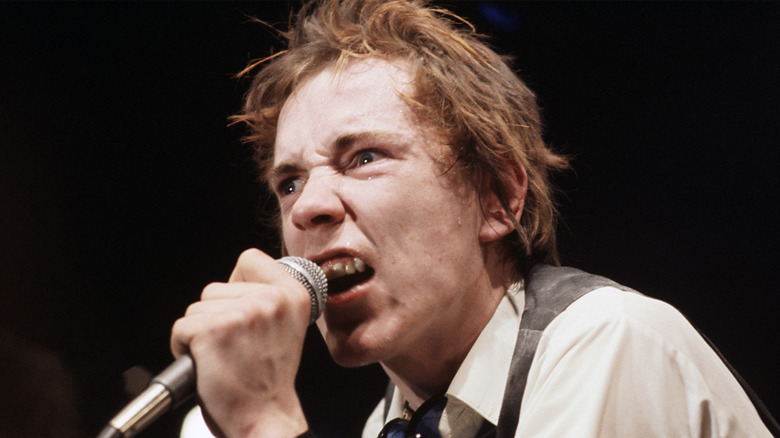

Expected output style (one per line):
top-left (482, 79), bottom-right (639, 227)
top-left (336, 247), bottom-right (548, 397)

top-left (170, 317), bottom-right (184, 335)
top-left (243, 295), bottom-right (278, 322)
top-left (169, 318), bottom-right (190, 354)
top-left (237, 248), bottom-right (264, 265)
top-left (237, 291), bottom-right (293, 326)
top-left (201, 282), bottom-right (224, 300)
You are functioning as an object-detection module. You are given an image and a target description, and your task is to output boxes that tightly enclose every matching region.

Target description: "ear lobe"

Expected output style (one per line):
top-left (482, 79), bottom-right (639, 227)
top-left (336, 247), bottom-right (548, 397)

top-left (478, 165), bottom-right (527, 243)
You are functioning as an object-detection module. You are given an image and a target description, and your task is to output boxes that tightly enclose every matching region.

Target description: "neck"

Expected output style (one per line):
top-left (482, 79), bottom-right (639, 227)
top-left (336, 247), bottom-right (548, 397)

top-left (381, 265), bottom-right (515, 409)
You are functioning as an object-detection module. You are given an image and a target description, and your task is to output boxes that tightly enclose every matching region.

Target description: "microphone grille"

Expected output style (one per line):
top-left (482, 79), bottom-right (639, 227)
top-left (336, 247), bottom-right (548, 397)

top-left (278, 256), bottom-right (328, 323)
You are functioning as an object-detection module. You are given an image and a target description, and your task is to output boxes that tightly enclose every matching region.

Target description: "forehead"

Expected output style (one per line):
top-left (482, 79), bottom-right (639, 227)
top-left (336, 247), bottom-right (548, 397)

top-left (273, 58), bottom-right (419, 164)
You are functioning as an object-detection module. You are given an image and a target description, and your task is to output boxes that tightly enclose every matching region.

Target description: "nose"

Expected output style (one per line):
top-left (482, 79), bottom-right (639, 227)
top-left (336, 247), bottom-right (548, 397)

top-left (290, 171), bottom-right (345, 230)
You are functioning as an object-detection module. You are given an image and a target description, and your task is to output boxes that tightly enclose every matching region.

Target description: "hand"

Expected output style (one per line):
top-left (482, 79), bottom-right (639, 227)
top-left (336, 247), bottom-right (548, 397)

top-left (171, 249), bottom-right (311, 438)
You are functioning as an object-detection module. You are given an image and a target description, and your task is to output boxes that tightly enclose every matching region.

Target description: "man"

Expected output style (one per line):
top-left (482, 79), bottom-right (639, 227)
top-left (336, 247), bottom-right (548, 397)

top-left (173, 1), bottom-right (774, 437)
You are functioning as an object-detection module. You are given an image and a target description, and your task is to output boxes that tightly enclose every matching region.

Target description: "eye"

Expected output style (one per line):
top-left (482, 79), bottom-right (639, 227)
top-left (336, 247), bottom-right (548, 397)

top-left (278, 177), bottom-right (304, 196)
top-left (353, 150), bottom-right (385, 167)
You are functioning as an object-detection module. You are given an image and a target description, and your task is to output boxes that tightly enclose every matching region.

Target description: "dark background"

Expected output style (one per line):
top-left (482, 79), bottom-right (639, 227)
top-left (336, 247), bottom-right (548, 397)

top-left (1, 2), bottom-right (777, 437)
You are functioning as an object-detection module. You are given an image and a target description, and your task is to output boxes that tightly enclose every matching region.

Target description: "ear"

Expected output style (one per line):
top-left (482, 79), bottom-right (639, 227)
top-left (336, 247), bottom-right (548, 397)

top-left (478, 164), bottom-right (528, 243)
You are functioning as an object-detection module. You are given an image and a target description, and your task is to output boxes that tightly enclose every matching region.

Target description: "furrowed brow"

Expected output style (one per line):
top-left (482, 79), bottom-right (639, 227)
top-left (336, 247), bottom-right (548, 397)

top-left (269, 131), bottom-right (401, 182)
top-left (268, 162), bottom-right (301, 186)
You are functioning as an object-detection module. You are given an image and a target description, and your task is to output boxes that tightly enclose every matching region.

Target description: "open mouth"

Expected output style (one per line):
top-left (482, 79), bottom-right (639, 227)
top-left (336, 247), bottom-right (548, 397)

top-left (320, 257), bottom-right (375, 296)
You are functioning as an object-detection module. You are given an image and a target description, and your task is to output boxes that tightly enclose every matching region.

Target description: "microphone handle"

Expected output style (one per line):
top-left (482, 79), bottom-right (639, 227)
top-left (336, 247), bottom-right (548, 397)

top-left (97, 355), bottom-right (195, 438)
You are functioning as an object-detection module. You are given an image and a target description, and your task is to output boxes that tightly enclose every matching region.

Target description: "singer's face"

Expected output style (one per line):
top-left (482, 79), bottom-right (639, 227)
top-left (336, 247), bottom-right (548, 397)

top-left (272, 59), bottom-right (503, 370)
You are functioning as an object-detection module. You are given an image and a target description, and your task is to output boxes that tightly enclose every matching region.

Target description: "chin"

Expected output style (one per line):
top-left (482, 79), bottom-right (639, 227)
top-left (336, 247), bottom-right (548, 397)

top-left (330, 351), bottom-right (376, 368)
top-left (322, 329), bottom-right (385, 368)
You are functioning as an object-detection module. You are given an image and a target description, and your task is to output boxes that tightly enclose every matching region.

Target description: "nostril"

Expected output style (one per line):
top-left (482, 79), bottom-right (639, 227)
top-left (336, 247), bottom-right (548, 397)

top-left (310, 214), bottom-right (333, 225)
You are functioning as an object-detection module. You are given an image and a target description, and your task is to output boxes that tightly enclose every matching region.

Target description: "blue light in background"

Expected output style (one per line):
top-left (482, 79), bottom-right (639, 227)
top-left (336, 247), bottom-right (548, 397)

top-left (477, 2), bottom-right (523, 32)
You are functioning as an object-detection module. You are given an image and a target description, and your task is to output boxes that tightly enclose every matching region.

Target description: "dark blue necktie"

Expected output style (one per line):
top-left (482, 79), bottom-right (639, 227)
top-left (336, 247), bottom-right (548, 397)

top-left (378, 394), bottom-right (447, 438)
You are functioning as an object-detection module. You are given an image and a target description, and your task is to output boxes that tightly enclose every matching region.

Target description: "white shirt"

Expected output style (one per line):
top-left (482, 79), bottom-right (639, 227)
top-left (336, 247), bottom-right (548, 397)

top-left (181, 280), bottom-right (772, 437)
top-left (363, 283), bottom-right (772, 437)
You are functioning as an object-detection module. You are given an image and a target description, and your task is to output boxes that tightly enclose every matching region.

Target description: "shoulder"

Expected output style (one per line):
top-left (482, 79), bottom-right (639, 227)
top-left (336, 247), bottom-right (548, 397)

top-left (520, 287), bottom-right (771, 436)
top-left (550, 286), bottom-right (693, 338)
top-left (539, 286), bottom-right (711, 368)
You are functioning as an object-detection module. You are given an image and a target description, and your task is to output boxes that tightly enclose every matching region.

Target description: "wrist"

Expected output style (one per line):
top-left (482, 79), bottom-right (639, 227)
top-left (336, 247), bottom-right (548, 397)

top-left (234, 404), bottom-right (309, 438)
top-left (201, 401), bottom-right (308, 438)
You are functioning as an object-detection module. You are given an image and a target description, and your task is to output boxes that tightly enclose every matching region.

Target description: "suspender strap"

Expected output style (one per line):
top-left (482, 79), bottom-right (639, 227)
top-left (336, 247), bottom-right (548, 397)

top-left (495, 264), bottom-right (633, 438)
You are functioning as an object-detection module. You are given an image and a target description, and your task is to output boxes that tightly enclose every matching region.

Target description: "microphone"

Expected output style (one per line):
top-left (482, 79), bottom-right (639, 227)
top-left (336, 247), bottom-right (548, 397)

top-left (97, 256), bottom-right (328, 438)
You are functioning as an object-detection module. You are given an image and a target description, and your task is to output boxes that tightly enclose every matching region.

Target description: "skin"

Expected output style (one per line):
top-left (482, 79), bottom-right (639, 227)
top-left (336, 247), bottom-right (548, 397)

top-left (273, 58), bottom-right (523, 407)
top-left (171, 57), bottom-right (526, 437)
top-left (172, 250), bottom-right (312, 438)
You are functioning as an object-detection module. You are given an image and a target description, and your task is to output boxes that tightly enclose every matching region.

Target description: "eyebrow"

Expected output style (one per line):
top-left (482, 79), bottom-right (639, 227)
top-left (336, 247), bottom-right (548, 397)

top-left (268, 162), bottom-right (300, 188)
top-left (334, 131), bottom-right (398, 150)
top-left (269, 131), bottom-right (402, 182)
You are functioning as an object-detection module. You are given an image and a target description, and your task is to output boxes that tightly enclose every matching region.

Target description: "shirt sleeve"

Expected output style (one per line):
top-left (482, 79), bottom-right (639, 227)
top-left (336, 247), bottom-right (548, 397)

top-left (514, 287), bottom-right (771, 438)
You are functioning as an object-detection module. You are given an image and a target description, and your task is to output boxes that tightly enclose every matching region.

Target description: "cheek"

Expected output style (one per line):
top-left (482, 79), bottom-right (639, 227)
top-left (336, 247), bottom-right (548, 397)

top-left (315, 318), bottom-right (327, 336)
top-left (372, 197), bottom-right (483, 272)
top-left (398, 186), bottom-right (481, 238)
top-left (279, 217), bottom-right (303, 255)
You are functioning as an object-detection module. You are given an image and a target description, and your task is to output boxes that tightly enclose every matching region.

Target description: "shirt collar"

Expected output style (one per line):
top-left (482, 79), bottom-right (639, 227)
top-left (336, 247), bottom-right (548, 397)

top-left (382, 278), bottom-right (525, 433)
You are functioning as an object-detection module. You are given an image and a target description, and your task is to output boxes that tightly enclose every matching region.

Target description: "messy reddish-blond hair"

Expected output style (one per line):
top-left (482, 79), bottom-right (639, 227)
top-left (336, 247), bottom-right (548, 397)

top-left (233, 0), bottom-right (569, 269)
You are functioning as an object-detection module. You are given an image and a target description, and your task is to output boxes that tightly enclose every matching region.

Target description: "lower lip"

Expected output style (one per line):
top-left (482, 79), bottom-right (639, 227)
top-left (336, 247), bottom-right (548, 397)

top-left (325, 278), bottom-right (372, 307)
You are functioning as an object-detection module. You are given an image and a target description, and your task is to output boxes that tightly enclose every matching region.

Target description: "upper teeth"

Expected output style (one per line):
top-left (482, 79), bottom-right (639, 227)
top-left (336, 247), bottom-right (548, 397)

top-left (322, 258), bottom-right (366, 280)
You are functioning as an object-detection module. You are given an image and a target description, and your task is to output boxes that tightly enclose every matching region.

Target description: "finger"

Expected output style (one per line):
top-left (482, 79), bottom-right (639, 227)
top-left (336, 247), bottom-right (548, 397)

top-left (199, 281), bottom-right (263, 302)
top-left (170, 313), bottom-right (208, 358)
top-left (228, 248), bottom-right (278, 283)
top-left (228, 249), bottom-right (302, 290)
top-left (170, 301), bottom-right (253, 357)
top-left (171, 298), bottom-right (253, 356)
top-left (182, 296), bottom-right (246, 316)
top-left (197, 282), bottom-right (308, 317)
top-left (173, 287), bottom-right (306, 356)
